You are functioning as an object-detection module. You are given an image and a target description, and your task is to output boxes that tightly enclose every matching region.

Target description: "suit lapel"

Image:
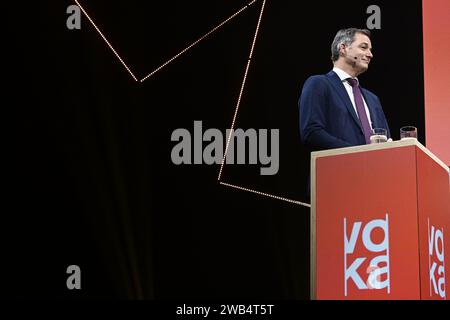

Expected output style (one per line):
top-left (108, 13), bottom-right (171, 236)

top-left (360, 89), bottom-right (377, 128)
top-left (326, 71), bottom-right (363, 133)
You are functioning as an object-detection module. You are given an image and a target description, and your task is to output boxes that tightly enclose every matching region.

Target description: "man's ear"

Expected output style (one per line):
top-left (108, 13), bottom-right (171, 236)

top-left (339, 43), bottom-right (346, 57)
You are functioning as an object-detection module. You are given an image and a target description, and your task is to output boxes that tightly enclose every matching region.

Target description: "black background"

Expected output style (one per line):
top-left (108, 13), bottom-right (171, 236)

top-left (5, 0), bottom-right (424, 299)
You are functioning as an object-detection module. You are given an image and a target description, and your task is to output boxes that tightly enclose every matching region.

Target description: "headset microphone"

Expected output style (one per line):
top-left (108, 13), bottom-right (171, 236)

top-left (347, 55), bottom-right (358, 65)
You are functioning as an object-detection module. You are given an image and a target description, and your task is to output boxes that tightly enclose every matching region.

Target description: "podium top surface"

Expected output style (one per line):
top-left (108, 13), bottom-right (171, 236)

top-left (311, 139), bottom-right (449, 173)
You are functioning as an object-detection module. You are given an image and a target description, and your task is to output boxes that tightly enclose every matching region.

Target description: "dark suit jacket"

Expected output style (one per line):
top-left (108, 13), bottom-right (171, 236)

top-left (299, 70), bottom-right (390, 150)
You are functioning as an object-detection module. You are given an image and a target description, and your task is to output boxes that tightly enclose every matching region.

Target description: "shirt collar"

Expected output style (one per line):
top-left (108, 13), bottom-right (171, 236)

top-left (333, 67), bottom-right (358, 85)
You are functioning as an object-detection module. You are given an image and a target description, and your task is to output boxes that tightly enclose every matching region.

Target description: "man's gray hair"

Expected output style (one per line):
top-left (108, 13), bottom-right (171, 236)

top-left (331, 28), bottom-right (371, 61)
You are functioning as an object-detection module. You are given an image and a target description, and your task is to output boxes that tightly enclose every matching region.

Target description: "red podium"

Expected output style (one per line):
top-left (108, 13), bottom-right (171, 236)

top-left (310, 139), bottom-right (449, 300)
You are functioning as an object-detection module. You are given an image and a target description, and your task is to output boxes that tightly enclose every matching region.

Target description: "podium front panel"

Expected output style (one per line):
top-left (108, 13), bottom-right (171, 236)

top-left (313, 145), bottom-right (421, 299)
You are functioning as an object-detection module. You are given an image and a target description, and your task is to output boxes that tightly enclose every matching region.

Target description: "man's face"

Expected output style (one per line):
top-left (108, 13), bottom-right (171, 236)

top-left (343, 33), bottom-right (373, 74)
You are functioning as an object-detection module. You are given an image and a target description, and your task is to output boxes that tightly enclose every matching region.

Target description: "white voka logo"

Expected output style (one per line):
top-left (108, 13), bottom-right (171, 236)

top-left (428, 218), bottom-right (446, 299)
top-left (344, 214), bottom-right (390, 296)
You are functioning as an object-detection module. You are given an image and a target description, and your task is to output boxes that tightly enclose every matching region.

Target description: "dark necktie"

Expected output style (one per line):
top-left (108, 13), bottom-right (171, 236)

top-left (346, 78), bottom-right (372, 144)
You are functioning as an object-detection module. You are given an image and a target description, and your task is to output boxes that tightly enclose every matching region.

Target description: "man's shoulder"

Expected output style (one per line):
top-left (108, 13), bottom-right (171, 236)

top-left (303, 72), bottom-right (334, 87)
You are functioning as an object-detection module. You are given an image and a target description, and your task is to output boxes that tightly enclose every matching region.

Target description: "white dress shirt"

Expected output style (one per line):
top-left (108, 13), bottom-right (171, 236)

top-left (333, 67), bottom-right (373, 129)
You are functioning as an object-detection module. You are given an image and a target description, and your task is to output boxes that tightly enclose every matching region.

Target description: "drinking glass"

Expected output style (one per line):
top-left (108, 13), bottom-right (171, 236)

top-left (370, 128), bottom-right (388, 144)
top-left (400, 126), bottom-right (417, 140)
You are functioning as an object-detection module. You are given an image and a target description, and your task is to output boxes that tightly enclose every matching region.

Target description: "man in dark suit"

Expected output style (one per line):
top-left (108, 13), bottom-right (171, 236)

top-left (299, 28), bottom-right (390, 150)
